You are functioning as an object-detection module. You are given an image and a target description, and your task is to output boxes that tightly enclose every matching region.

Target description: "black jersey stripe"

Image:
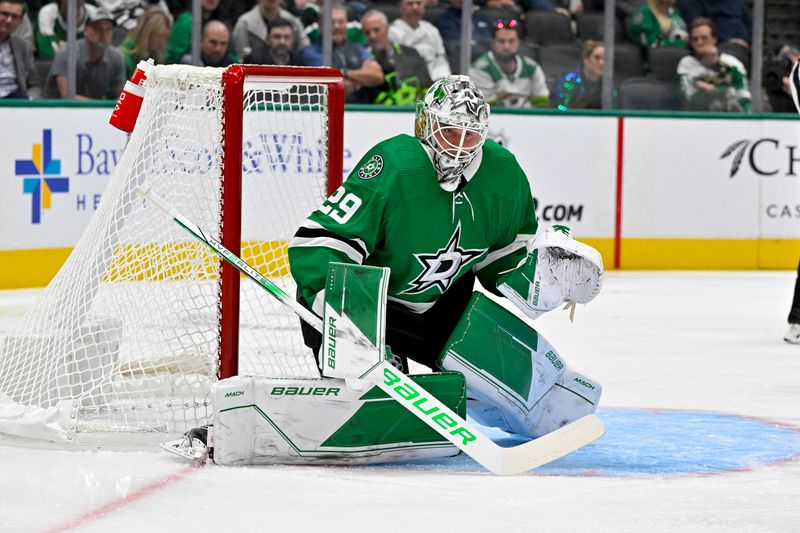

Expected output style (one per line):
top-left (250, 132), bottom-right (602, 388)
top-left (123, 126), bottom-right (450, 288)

top-left (292, 226), bottom-right (368, 261)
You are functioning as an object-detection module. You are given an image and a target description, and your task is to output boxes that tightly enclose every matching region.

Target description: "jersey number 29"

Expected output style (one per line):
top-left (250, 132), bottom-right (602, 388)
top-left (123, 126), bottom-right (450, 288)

top-left (320, 186), bottom-right (362, 224)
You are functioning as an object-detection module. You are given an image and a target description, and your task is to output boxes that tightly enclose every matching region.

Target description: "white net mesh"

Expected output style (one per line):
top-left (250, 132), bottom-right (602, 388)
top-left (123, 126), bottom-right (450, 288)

top-left (0, 65), bottom-right (334, 443)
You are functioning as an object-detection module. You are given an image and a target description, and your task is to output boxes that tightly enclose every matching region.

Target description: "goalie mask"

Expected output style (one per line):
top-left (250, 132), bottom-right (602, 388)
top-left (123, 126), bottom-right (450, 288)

top-left (415, 75), bottom-right (490, 192)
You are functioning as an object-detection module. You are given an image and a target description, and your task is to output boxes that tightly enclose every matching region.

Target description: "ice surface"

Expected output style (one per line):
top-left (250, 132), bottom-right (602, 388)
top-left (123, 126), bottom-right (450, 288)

top-left (1, 272), bottom-right (799, 532)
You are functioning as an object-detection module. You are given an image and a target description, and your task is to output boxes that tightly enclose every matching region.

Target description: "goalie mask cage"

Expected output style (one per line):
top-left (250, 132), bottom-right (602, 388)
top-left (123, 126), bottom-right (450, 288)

top-left (0, 65), bottom-right (344, 445)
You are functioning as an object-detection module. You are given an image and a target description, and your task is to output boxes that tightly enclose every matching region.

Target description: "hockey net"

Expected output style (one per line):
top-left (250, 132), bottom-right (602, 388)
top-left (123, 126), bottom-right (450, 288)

top-left (0, 65), bottom-right (344, 445)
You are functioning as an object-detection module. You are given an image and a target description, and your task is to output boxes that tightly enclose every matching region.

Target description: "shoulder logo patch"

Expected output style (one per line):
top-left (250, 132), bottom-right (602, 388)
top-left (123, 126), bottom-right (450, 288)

top-left (358, 155), bottom-right (384, 180)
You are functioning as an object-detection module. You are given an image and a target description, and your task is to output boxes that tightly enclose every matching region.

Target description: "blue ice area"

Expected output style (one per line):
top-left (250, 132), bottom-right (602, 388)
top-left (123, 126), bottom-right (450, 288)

top-left (382, 407), bottom-right (800, 477)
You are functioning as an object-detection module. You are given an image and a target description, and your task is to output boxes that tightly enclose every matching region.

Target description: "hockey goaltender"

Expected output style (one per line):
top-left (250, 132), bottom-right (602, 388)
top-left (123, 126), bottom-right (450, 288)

top-left (167, 75), bottom-right (605, 472)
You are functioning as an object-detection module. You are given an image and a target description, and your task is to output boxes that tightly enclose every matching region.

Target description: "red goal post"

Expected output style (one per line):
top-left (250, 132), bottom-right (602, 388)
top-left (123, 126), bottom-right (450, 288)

top-left (218, 65), bottom-right (344, 380)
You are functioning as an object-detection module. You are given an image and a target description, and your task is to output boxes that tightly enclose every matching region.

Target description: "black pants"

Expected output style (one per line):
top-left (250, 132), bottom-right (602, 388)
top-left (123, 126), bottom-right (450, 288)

top-left (789, 257), bottom-right (800, 324)
top-left (2, 87), bottom-right (27, 99)
top-left (299, 272), bottom-right (476, 371)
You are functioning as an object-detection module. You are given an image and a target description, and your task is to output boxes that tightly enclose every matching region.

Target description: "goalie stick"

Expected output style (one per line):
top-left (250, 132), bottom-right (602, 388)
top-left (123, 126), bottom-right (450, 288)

top-left (137, 183), bottom-right (605, 475)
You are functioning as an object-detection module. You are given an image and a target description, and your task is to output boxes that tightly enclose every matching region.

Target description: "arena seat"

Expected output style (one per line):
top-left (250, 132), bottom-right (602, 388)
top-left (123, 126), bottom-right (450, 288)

top-left (423, 5), bottom-right (445, 24)
top-left (524, 10), bottom-right (575, 45)
top-left (614, 43), bottom-right (645, 81)
top-left (719, 41), bottom-right (751, 71)
top-left (538, 42), bottom-right (582, 82)
top-left (618, 77), bottom-right (682, 110)
top-left (575, 12), bottom-right (624, 42)
top-left (375, 3), bottom-right (401, 22)
top-left (34, 58), bottom-right (52, 86)
top-left (648, 46), bottom-right (689, 82)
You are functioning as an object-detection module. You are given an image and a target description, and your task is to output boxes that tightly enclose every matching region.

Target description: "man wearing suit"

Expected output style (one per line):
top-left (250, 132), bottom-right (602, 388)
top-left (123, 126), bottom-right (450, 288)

top-left (0, 0), bottom-right (40, 99)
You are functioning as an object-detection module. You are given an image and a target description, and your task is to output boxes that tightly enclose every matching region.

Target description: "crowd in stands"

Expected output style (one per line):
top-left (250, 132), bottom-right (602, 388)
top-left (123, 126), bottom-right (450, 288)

top-left (0, 0), bottom-right (797, 112)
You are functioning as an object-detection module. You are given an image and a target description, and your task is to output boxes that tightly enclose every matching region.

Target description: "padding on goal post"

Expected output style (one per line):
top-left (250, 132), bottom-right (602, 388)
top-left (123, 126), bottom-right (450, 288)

top-left (0, 65), bottom-right (344, 445)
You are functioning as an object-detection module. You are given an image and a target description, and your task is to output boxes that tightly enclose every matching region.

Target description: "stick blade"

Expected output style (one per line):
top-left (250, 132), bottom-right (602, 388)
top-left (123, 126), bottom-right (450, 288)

top-left (498, 414), bottom-right (605, 475)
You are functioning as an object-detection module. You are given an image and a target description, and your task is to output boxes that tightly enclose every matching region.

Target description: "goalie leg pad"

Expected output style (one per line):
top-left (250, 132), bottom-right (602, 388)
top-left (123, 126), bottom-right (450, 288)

top-left (532, 368), bottom-right (602, 438)
top-left (321, 262), bottom-right (391, 380)
top-left (437, 292), bottom-right (601, 438)
top-left (211, 373), bottom-right (466, 466)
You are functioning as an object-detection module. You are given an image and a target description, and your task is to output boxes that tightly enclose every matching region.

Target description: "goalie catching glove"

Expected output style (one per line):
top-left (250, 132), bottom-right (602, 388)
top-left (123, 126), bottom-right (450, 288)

top-left (498, 225), bottom-right (603, 320)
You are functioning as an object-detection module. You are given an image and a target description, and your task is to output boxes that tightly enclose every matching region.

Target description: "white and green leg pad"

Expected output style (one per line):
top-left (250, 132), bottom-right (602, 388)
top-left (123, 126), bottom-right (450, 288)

top-left (211, 262), bottom-right (468, 466)
top-left (320, 262), bottom-right (391, 380)
top-left (211, 372), bottom-right (466, 465)
top-left (437, 292), bottom-right (602, 439)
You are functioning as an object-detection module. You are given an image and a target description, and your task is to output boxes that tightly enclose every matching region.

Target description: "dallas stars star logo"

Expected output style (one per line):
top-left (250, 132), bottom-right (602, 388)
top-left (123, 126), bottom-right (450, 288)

top-left (449, 85), bottom-right (487, 119)
top-left (402, 224), bottom-right (485, 295)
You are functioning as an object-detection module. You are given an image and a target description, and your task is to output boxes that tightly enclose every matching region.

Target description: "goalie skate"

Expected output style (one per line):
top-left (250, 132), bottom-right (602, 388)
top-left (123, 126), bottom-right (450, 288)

top-left (784, 323), bottom-right (800, 344)
top-left (160, 427), bottom-right (212, 463)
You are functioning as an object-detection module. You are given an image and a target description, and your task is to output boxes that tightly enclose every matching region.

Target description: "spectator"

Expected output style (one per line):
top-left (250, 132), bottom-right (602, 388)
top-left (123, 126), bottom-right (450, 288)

top-left (0, 0), bottom-right (40, 98)
top-left (119, 7), bottom-right (172, 76)
top-left (232, 0), bottom-right (307, 60)
top-left (540, 0), bottom-right (582, 17)
top-left (294, 0), bottom-right (370, 24)
top-left (205, 0), bottom-right (246, 30)
top-left (304, 6), bottom-right (367, 47)
top-left (613, 0), bottom-right (647, 30)
top-left (521, 0), bottom-right (584, 15)
top-left (553, 39), bottom-right (606, 110)
top-left (289, 0), bottom-right (321, 28)
top-left (436, 0), bottom-right (493, 69)
top-left (95, 0), bottom-right (169, 32)
top-left (362, 9), bottom-right (430, 105)
top-left (684, 15), bottom-right (715, 53)
top-left (676, 0), bottom-right (750, 47)
top-left (11, 5), bottom-right (33, 49)
top-left (45, 8), bottom-right (124, 99)
top-left (244, 17), bottom-right (301, 66)
top-left (764, 45), bottom-right (800, 114)
top-left (165, 0), bottom-right (227, 64)
top-left (469, 18), bottom-right (548, 108)
top-left (301, 5), bottom-right (382, 103)
top-left (677, 18), bottom-right (749, 112)
top-left (180, 19), bottom-right (236, 67)
top-left (388, 0), bottom-right (450, 81)
top-left (627, 0), bottom-right (688, 49)
top-left (35, 0), bottom-right (98, 59)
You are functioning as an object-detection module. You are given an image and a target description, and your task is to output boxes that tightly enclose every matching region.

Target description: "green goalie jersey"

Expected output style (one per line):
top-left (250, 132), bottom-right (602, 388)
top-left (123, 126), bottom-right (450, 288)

top-left (288, 133), bottom-right (538, 313)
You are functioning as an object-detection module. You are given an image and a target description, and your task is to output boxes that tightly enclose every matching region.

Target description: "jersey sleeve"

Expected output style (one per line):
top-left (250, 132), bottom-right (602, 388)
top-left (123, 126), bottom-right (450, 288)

top-left (474, 158), bottom-right (538, 294)
top-left (288, 146), bottom-right (389, 311)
